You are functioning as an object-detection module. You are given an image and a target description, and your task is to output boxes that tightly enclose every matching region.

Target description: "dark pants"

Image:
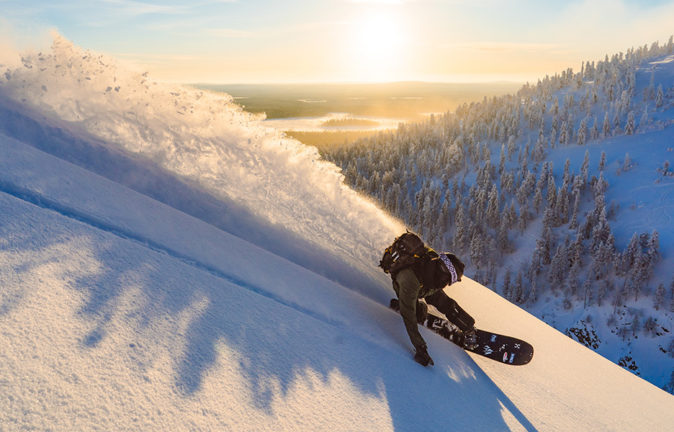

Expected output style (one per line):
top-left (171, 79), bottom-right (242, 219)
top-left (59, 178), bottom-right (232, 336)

top-left (393, 268), bottom-right (474, 349)
top-left (424, 290), bottom-right (475, 332)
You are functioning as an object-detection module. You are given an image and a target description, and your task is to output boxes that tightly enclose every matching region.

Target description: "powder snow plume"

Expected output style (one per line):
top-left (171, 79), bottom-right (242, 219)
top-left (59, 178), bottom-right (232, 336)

top-left (0, 33), bottom-right (403, 297)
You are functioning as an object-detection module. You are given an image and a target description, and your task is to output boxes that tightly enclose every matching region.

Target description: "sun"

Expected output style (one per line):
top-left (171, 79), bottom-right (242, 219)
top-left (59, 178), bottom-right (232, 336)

top-left (346, 13), bottom-right (407, 82)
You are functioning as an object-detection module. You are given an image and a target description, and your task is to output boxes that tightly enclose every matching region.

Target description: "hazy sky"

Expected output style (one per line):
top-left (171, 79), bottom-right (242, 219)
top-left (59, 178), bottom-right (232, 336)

top-left (1, 0), bottom-right (673, 83)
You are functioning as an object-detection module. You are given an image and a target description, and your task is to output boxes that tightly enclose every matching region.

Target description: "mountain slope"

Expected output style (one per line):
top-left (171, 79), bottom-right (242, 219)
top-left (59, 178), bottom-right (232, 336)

top-left (2, 133), bottom-right (673, 431)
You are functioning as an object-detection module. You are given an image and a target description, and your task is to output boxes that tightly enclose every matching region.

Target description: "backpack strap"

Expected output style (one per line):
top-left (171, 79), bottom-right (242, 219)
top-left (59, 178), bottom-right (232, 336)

top-left (438, 253), bottom-right (459, 285)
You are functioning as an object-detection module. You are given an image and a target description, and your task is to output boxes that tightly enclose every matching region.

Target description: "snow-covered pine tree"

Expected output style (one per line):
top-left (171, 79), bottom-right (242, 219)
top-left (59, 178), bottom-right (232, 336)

top-left (591, 117), bottom-right (599, 140)
top-left (639, 107), bottom-right (648, 130)
top-left (594, 171), bottom-right (608, 198)
top-left (583, 280), bottom-right (593, 308)
top-left (619, 233), bottom-right (640, 277)
top-left (612, 110), bottom-right (621, 133)
top-left (654, 283), bottom-right (666, 311)
top-left (507, 135), bottom-right (517, 159)
top-left (528, 278), bottom-right (538, 305)
top-left (622, 153), bottom-right (633, 172)
top-left (502, 268), bottom-right (512, 300)
top-left (602, 112), bottom-right (611, 138)
top-left (514, 270), bottom-right (524, 304)
top-left (548, 244), bottom-right (567, 285)
top-left (486, 185), bottom-right (500, 228)
top-left (547, 174), bottom-right (557, 210)
top-left (470, 229), bottom-right (487, 269)
top-left (577, 118), bottom-right (587, 145)
top-left (541, 227), bottom-right (553, 266)
top-left (569, 191), bottom-right (580, 229)
top-left (629, 254), bottom-right (648, 301)
top-left (647, 230), bottom-right (660, 265)
top-left (499, 144), bottom-right (506, 174)
top-left (533, 184), bottom-right (543, 214)
top-left (599, 151), bottom-right (607, 172)
top-left (562, 159), bottom-right (571, 185)
top-left (497, 218), bottom-right (511, 253)
top-left (569, 234), bottom-right (583, 269)
top-left (453, 202), bottom-right (467, 251)
top-left (655, 84), bottom-right (664, 108)
top-left (558, 121), bottom-right (568, 145)
top-left (597, 280), bottom-right (610, 307)
top-left (581, 150), bottom-right (590, 187)
top-left (625, 111), bottom-right (635, 135)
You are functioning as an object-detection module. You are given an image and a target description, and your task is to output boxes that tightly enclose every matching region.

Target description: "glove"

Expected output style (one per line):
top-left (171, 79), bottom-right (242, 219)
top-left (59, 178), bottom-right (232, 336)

top-left (414, 344), bottom-right (434, 367)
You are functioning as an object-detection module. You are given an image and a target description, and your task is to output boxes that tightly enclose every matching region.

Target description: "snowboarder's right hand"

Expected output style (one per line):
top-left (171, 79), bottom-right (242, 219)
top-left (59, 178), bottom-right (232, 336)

top-left (414, 344), bottom-right (434, 366)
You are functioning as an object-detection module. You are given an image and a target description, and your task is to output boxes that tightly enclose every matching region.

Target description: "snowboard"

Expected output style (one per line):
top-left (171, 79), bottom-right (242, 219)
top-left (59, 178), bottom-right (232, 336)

top-left (390, 298), bottom-right (534, 365)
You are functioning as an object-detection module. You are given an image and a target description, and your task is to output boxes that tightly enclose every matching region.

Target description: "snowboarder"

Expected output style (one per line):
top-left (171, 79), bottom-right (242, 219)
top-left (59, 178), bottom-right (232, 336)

top-left (380, 232), bottom-right (477, 366)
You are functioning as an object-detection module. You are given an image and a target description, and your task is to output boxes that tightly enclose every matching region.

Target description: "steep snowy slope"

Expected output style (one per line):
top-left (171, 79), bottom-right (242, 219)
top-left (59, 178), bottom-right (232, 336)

top-left (2, 119), bottom-right (673, 432)
top-left (0, 133), bottom-right (535, 431)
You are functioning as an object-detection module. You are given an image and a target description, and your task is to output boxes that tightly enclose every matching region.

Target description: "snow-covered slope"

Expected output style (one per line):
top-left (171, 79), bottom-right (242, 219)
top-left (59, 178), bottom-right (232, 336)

top-left (1, 36), bottom-right (673, 430)
top-left (2, 133), bottom-right (673, 431)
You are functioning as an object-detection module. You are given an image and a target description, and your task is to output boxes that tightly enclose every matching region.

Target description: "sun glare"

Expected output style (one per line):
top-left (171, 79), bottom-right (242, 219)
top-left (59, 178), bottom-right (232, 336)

top-left (347, 13), bottom-right (407, 82)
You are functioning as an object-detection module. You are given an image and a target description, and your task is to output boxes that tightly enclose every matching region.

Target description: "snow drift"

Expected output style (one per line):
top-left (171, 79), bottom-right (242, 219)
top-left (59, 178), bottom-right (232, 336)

top-left (0, 34), bottom-right (402, 300)
top-left (2, 134), bottom-right (673, 431)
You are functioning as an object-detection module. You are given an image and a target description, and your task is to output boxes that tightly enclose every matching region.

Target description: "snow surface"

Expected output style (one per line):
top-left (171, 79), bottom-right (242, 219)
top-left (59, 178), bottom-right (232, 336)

top-left (1, 35), bottom-right (673, 430)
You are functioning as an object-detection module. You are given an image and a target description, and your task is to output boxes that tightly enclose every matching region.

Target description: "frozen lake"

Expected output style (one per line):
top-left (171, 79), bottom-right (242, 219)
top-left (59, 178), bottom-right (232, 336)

top-left (262, 112), bottom-right (407, 132)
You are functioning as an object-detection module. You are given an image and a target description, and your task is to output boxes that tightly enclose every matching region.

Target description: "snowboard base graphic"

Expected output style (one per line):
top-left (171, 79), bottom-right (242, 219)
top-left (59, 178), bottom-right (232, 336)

top-left (390, 298), bottom-right (534, 365)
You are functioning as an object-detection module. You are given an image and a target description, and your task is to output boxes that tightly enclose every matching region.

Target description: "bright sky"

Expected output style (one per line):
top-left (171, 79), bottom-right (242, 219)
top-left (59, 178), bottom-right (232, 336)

top-left (1, 0), bottom-right (674, 83)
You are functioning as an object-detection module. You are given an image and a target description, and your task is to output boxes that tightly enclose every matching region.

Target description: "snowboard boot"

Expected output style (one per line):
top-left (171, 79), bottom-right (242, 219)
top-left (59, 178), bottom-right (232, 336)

top-left (462, 327), bottom-right (479, 350)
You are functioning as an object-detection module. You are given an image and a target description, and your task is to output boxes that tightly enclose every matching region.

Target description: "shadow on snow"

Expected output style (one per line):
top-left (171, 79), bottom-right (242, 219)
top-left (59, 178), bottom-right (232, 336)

top-left (0, 98), bottom-right (536, 431)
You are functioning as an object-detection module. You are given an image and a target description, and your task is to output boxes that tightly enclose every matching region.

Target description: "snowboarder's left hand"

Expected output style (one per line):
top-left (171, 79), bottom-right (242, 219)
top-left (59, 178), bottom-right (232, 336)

top-left (414, 344), bottom-right (434, 366)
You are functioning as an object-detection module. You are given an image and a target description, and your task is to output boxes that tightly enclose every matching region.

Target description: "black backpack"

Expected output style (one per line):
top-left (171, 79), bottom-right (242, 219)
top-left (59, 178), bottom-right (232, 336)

top-left (379, 232), bottom-right (426, 275)
top-left (380, 232), bottom-right (465, 292)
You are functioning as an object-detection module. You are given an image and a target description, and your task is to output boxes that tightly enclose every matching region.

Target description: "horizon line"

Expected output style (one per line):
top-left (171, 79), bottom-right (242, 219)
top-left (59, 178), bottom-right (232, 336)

top-left (188, 79), bottom-right (529, 86)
